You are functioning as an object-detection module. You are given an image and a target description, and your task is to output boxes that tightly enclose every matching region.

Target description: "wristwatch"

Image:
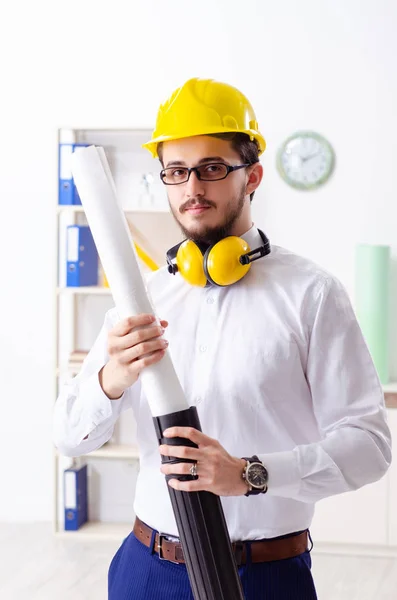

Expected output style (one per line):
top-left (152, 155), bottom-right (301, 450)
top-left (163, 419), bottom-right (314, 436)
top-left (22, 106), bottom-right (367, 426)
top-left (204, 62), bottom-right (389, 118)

top-left (241, 455), bottom-right (268, 496)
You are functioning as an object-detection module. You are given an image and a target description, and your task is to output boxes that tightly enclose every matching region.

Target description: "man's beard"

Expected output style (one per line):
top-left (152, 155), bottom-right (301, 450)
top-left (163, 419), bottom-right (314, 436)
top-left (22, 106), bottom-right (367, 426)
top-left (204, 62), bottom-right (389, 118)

top-left (169, 184), bottom-right (247, 245)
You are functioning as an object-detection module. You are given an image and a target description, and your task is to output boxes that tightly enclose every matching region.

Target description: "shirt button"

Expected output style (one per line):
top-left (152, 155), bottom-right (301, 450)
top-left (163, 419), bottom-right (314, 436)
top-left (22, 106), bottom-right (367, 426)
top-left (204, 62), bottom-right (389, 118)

top-left (207, 297), bottom-right (214, 304)
top-left (199, 345), bottom-right (207, 353)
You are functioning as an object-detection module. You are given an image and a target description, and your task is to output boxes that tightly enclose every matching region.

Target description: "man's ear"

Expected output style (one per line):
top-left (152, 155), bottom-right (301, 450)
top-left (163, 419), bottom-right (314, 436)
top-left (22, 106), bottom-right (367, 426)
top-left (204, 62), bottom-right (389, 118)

top-left (245, 163), bottom-right (263, 196)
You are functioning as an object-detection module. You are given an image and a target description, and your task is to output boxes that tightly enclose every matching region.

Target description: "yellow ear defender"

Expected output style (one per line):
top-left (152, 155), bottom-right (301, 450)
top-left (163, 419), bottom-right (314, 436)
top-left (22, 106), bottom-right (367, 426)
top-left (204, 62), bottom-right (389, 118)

top-left (166, 229), bottom-right (271, 287)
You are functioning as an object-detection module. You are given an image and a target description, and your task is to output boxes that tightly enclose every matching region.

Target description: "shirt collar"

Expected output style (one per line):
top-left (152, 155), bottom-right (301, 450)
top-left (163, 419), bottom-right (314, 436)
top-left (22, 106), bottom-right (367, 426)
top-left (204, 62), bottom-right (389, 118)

top-left (240, 224), bottom-right (265, 250)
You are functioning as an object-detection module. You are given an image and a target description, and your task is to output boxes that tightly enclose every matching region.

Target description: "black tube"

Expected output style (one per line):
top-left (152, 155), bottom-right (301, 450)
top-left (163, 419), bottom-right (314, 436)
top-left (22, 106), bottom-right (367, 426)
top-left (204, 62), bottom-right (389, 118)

top-left (153, 407), bottom-right (245, 600)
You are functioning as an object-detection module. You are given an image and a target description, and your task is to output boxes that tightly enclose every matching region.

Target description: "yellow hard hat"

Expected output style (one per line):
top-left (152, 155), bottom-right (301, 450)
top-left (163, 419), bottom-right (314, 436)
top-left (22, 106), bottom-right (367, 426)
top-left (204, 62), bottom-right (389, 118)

top-left (143, 78), bottom-right (266, 158)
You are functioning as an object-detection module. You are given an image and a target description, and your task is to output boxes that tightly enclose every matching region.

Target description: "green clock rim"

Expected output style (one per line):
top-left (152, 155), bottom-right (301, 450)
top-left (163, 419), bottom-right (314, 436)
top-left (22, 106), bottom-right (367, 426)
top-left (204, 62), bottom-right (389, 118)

top-left (276, 130), bottom-right (335, 190)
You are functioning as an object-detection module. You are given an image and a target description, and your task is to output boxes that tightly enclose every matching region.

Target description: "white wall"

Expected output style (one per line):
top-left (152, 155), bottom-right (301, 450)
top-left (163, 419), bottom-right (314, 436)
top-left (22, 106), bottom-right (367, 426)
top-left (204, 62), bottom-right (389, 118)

top-left (0, 0), bottom-right (396, 521)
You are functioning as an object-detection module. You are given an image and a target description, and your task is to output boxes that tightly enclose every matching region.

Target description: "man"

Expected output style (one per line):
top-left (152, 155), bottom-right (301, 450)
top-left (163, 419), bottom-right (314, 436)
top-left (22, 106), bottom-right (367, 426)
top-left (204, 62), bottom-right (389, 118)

top-left (53, 78), bottom-right (392, 600)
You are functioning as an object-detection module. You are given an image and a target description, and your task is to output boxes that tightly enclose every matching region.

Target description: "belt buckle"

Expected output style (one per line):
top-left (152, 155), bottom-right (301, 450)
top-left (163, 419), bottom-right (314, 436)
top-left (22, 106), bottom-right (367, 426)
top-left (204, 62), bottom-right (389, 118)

top-left (157, 533), bottom-right (180, 564)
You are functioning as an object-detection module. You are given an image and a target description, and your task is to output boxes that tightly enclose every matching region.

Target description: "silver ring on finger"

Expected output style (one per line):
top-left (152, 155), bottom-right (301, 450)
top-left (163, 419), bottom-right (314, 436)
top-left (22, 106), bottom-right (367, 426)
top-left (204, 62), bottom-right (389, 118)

top-left (190, 463), bottom-right (198, 478)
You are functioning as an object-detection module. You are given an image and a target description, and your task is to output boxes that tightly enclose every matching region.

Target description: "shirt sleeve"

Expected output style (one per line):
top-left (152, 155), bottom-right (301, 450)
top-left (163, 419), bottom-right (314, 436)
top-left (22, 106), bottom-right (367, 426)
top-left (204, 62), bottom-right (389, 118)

top-left (257, 275), bottom-right (392, 502)
top-left (52, 308), bottom-right (141, 457)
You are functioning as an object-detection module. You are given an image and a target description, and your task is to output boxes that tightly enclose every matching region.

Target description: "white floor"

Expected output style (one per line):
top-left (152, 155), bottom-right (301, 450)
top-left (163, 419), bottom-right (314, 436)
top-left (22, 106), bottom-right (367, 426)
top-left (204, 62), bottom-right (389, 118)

top-left (1, 524), bottom-right (397, 600)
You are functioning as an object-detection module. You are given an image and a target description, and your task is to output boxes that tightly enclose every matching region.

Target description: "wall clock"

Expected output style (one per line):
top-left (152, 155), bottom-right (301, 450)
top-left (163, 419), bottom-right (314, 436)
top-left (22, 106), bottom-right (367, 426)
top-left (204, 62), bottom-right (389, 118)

top-left (276, 131), bottom-right (335, 190)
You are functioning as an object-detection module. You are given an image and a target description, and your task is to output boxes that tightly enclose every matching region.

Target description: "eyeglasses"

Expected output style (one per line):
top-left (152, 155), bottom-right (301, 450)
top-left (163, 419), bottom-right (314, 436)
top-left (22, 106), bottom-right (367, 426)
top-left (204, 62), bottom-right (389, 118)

top-left (160, 162), bottom-right (250, 185)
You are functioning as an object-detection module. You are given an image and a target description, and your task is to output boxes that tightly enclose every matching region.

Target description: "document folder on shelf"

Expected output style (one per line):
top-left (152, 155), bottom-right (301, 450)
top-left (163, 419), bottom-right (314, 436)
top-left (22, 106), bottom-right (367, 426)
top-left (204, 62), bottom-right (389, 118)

top-left (66, 225), bottom-right (99, 286)
top-left (64, 463), bottom-right (88, 531)
top-left (59, 143), bottom-right (89, 205)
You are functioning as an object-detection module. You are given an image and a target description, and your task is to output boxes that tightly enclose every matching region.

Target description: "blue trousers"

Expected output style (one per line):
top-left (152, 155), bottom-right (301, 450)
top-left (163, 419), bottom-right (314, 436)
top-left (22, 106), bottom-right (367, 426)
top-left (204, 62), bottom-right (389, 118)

top-left (108, 529), bottom-right (318, 599)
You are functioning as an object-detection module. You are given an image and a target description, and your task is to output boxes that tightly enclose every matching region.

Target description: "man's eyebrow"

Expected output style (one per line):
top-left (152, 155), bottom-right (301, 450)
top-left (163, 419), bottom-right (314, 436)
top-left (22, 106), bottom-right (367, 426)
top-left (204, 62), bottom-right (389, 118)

top-left (164, 156), bottom-right (228, 168)
top-left (197, 156), bottom-right (227, 165)
top-left (164, 160), bottom-right (186, 168)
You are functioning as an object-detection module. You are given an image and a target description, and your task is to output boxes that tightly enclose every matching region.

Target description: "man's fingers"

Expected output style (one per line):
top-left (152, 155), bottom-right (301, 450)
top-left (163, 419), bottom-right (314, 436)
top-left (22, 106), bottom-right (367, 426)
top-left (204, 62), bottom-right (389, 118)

top-left (113, 314), bottom-right (156, 336)
top-left (163, 427), bottom-right (211, 446)
top-left (132, 348), bottom-right (167, 370)
top-left (160, 461), bottom-right (197, 476)
top-left (119, 338), bottom-right (169, 364)
top-left (112, 317), bottom-right (168, 345)
top-left (167, 478), bottom-right (203, 493)
top-left (115, 325), bottom-right (165, 352)
top-left (159, 444), bottom-right (201, 461)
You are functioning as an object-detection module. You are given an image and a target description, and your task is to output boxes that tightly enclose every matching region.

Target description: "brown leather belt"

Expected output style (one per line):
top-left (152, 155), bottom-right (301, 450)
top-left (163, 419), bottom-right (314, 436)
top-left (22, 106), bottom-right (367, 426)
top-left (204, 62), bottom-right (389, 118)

top-left (133, 516), bottom-right (308, 566)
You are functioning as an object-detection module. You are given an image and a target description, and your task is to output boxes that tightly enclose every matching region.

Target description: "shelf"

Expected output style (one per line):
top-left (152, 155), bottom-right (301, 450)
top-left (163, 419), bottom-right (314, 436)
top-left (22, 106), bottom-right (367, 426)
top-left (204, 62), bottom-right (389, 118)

top-left (55, 520), bottom-right (132, 541)
top-left (89, 443), bottom-right (139, 460)
top-left (54, 127), bottom-right (166, 545)
top-left (383, 382), bottom-right (397, 393)
top-left (55, 444), bottom-right (139, 460)
top-left (57, 205), bottom-right (169, 214)
top-left (57, 286), bottom-right (112, 295)
top-left (384, 382), bottom-right (397, 409)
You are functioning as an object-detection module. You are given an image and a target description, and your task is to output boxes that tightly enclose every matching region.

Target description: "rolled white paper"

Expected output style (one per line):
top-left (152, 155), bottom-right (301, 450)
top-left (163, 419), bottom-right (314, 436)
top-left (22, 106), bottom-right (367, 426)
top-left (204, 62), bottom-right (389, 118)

top-left (71, 145), bottom-right (188, 416)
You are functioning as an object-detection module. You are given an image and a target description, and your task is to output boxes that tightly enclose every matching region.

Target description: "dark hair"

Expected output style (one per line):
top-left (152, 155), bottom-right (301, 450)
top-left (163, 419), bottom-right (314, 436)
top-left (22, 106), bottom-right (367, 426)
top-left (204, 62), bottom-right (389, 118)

top-left (157, 132), bottom-right (260, 202)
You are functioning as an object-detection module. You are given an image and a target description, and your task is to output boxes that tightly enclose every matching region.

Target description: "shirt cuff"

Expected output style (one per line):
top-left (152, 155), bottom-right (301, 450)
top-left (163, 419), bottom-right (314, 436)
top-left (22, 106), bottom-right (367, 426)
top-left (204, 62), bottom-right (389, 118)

top-left (257, 450), bottom-right (301, 498)
top-left (76, 369), bottom-right (125, 434)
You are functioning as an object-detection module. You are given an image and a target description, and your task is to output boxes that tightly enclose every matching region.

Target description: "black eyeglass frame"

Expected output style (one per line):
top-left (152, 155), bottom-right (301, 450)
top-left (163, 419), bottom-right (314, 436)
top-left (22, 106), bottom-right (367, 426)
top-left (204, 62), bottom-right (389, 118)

top-left (159, 162), bottom-right (251, 185)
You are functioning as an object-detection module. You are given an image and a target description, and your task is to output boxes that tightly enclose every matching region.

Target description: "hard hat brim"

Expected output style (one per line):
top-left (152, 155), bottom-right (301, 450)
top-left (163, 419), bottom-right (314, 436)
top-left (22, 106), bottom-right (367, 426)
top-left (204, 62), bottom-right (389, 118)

top-left (142, 127), bottom-right (266, 159)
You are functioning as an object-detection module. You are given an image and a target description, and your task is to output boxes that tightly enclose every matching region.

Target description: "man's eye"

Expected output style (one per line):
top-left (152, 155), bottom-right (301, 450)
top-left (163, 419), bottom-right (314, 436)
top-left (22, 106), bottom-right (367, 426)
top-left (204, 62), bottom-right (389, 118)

top-left (172, 169), bottom-right (187, 177)
top-left (204, 164), bottom-right (222, 172)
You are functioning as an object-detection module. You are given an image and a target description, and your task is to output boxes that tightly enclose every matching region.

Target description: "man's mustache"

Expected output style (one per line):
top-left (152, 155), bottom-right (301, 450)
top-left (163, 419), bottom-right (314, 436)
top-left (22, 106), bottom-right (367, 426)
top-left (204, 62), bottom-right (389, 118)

top-left (179, 199), bottom-right (216, 213)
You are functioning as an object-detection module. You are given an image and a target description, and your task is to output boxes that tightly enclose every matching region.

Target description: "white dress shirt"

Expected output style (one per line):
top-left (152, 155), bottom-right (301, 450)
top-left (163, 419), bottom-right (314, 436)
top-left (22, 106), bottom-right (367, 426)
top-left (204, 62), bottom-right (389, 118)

top-left (53, 225), bottom-right (392, 541)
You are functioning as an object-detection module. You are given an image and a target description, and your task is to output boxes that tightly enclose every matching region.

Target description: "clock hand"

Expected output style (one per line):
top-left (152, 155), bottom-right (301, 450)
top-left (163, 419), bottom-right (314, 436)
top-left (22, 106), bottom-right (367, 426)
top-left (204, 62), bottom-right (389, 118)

top-left (302, 151), bottom-right (320, 163)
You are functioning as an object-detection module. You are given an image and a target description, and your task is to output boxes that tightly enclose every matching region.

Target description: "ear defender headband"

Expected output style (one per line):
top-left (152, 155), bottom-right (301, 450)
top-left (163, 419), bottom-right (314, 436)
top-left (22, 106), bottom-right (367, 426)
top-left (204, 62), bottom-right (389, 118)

top-left (166, 229), bottom-right (271, 287)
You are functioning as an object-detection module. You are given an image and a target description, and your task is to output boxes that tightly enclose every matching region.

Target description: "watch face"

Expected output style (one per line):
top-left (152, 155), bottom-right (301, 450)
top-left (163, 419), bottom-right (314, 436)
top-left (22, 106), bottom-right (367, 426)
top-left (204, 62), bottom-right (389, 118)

top-left (247, 463), bottom-right (268, 488)
top-left (276, 131), bottom-right (335, 190)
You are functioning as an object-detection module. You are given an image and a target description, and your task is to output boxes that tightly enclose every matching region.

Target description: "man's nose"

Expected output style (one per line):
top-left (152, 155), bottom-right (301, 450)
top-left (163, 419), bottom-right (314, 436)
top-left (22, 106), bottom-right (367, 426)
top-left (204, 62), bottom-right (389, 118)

top-left (185, 169), bottom-right (206, 197)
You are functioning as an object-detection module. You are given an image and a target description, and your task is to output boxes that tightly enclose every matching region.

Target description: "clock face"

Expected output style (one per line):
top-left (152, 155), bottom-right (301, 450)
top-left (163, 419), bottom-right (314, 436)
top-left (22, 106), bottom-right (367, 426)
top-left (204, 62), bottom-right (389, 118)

top-left (276, 131), bottom-right (335, 190)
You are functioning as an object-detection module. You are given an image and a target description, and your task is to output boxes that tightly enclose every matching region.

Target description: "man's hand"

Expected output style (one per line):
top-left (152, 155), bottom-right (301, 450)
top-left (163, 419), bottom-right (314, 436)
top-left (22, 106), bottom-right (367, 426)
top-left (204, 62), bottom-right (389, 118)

top-left (100, 314), bottom-right (169, 399)
top-left (159, 427), bottom-right (248, 497)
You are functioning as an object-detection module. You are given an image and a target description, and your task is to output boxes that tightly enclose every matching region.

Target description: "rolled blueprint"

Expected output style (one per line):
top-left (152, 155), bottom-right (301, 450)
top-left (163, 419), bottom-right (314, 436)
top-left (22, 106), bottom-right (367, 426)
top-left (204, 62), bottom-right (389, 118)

top-left (355, 243), bottom-right (390, 384)
top-left (71, 145), bottom-right (187, 416)
top-left (71, 145), bottom-right (244, 600)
